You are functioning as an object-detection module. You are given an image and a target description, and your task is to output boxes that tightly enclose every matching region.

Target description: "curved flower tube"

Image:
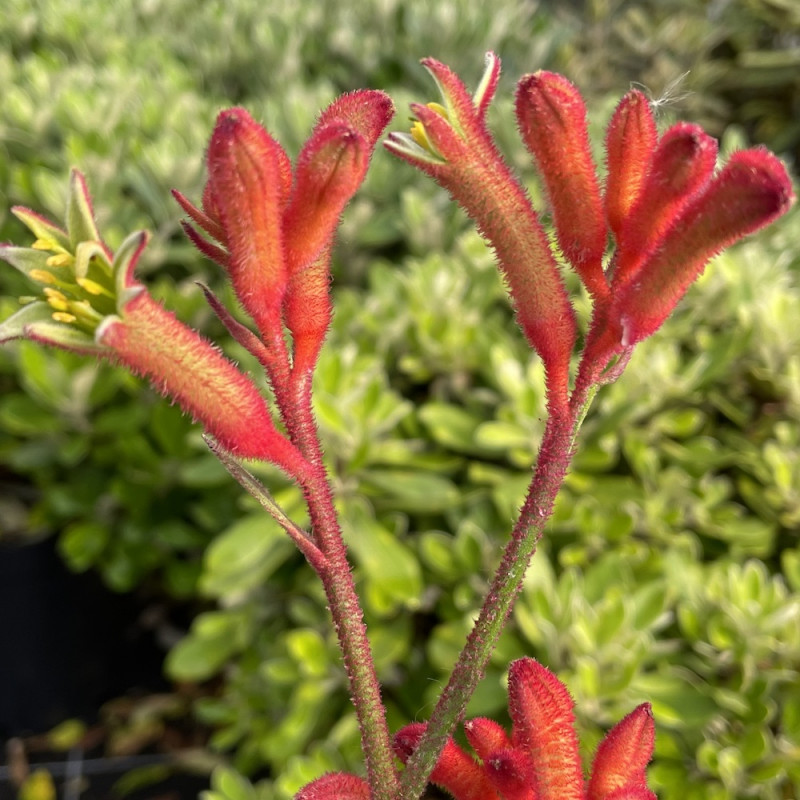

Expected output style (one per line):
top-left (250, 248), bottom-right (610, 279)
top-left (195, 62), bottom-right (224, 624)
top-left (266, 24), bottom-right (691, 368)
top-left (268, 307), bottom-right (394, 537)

top-left (0, 170), bottom-right (300, 469)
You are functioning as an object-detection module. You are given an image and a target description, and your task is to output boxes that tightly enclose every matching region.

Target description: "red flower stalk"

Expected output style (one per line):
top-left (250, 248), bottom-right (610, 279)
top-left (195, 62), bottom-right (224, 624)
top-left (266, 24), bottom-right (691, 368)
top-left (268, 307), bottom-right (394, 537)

top-left (0, 171), bottom-right (299, 468)
top-left (175, 92), bottom-right (394, 380)
top-left (390, 658), bottom-right (655, 800)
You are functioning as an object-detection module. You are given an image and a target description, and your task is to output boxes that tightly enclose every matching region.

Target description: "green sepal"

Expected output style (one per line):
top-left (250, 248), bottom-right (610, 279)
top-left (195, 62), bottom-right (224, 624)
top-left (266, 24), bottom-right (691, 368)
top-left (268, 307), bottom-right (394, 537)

top-left (0, 245), bottom-right (51, 278)
top-left (0, 300), bottom-right (105, 352)
top-left (10, 207), bottom-right (72, 252)
top-left (66, 169), bottom-right (102, 248)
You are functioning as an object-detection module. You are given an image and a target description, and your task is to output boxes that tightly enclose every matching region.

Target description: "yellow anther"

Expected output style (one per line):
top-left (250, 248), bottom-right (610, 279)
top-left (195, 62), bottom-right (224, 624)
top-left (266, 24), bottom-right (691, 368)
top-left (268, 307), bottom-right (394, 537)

top-left (44, 288), bottom-right (70, 311)
top-left (51, 311), bottom-right (77, 323)
top-left (46, 253), bottom-right (74, 268)
top-left (32, 238), bottom-right (58, 251)
top-left (76, 277), bottom-right (113, 298)
top-left (29, 269), bottom-right (59, 285)
top-left (410, 103), bottom-right (449, 154)
top-left (411, 120), bottom-right (431, 150)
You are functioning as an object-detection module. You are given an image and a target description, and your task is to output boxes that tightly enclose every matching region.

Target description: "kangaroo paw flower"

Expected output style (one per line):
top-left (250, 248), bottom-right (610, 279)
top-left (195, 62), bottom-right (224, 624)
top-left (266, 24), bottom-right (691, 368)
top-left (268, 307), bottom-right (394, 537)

top-left (515, 71), bottom-right (607, 298)
top-left (178, 93), bottom-right (393, 379)
top-left (294, 772), bottom-right (370, 800)
top-left (386, 53), bottom-right (577, 408)
top-left (386, 658), bottom-right (657, 800)
top-left (0, 170), bottom-right (299, 467)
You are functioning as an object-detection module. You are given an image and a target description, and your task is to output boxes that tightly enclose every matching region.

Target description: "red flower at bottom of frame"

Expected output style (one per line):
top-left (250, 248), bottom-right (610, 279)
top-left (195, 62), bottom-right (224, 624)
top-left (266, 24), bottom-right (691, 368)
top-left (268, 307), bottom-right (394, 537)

top-left (296, 658), bottom-right (656, 800)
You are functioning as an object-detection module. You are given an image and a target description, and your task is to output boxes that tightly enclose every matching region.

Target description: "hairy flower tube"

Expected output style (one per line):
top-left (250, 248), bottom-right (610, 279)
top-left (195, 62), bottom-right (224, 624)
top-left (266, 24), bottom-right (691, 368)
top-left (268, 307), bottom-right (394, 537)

top-left (386, 54), bottom-right (795, 398)
top-left (0, 170), bottom-right (299, 468)
top-left (173, 91), bottom-right (394, 382)
top-left (299, 658), bottom-right (656, 800)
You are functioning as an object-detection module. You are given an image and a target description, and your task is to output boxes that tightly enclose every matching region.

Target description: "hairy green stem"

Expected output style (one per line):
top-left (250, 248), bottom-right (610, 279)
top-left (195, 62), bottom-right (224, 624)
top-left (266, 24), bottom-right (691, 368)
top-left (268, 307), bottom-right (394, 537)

top-left (398, 388), bottom-right (593, 800)
top-left (278, 361), bottom-right (398, 799)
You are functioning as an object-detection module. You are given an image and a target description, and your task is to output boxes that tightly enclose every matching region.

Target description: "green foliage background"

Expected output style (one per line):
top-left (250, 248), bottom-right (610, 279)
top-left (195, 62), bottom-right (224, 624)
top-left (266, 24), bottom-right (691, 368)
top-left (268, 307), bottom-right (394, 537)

top-left (1, 1), bottom-right (799, 799)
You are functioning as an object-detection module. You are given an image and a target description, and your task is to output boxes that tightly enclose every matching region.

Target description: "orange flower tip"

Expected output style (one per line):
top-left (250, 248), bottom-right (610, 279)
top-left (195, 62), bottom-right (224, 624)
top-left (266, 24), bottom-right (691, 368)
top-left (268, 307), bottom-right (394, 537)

top-left (464, 717), bottom-right (512, 760)
top-left (316, 89), bottom-right (395, 147)
top-left (473, 51), bottom-right (501, 117)
top-left (604, 90), bottom-right (658, 235)
top-left (726, 147), bottom-right (795, 218)
top-left (208, 106), bottom-right (292, 205)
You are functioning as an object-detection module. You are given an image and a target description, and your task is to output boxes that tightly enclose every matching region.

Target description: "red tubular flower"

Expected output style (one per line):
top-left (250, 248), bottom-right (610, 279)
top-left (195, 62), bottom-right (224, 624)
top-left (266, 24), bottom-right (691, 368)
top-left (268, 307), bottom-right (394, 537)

top-left (282, 90), bottom-right (394, 375)
top-left (294, 772), bottom-right (370, 800)
top-left (385, 53), bottom-right (577, 409)
top-left (587, 704), bottom-right (656, 800)
top-left (383, 658), bottom-right (657, 800)
top-left (205, 108), bottom-right (292, 341)
top-left (464, 717), bottom-right (512, 760)
top-left (508, 658), bottom-right (584, 800)
top-left (390, 56), bottom-right (794, 396)
top-left (515, 72), bottom-right (608, 298)
top-left (613, 147), bottom-right (794, 347)
top-left (603, 90), bottom-right (657, 242)
top-left (611, 122), bottom-right (718, 286)
top-left (176, 93), bottom-right (394, 379)
top-left (0, 171), bottom-right (299, 468)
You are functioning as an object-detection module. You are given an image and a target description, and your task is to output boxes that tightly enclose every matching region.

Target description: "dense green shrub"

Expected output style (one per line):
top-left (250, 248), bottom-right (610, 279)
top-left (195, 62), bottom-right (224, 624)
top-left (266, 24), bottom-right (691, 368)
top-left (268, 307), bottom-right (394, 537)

top-left (2, 2), bottom-right (799, 799)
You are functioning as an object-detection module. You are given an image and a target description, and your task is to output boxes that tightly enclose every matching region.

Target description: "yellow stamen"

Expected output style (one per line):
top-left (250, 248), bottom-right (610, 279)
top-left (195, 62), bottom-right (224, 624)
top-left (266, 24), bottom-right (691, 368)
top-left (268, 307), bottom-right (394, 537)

top-left (29, 269), bottom-right (59, 285)
top-left (68, 300), bottom-right (104, 326)
top-left (46, 253), bottom-right (74, 268)
top-left (409, 103), bottom-right (450, 153)
top-left (52, 311), bottom-right (77, 323)
top-left (32, 238), bottom-right (58, 251)
top-left (44, 288), bottom-right (70, 311)
top-left (76, 277), bottom-right (113, 298)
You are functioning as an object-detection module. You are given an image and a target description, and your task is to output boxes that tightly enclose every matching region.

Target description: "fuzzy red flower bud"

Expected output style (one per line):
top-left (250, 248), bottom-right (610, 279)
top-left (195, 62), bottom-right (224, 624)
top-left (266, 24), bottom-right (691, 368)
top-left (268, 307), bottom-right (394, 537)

top-left (205, 107), bottom-right (291, 340)
top-left (615, 147), bottom-right (794, 346)
top-left (464, 717), bottom-right (512, 761)
top-left (612, 122), bottom-right (718, 287)
top-left (294, 772), bottom-right (370, 800)
top-left (604, 90), bottom-right (657, 241)
top-left (588, 703), bottom-right (656, 800)
top-left (515, 72), bottom-right (607, 297)
top-left (508, 658), bottom-right (583, 800)
top-left (282, 90), bottom-right (393, 375)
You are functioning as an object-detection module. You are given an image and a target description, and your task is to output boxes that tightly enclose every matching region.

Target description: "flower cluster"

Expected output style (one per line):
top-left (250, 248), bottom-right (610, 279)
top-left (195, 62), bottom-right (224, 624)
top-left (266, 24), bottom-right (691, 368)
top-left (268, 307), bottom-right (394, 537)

top-left (0, 92), bottom-right (393, 471)
top-left (173, 91), bottom-right (394, 384)
top-left (386, 54), bottom-right (794, 406)
top-left (300, 658), bottom-right (656, 800)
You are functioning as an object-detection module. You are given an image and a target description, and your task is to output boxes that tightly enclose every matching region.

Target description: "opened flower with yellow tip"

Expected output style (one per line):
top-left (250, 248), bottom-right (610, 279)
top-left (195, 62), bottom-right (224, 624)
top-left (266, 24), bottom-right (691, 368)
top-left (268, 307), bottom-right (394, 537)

top-left (0, 169), bottom-right (300, 469)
